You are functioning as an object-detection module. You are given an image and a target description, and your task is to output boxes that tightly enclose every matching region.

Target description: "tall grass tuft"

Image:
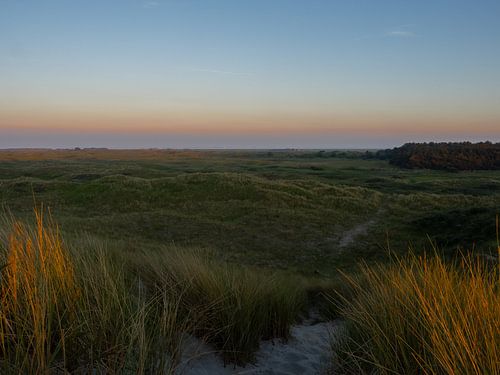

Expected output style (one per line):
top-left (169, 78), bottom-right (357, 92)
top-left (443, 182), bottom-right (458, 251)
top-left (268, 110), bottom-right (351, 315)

top-left (0, 209), bottom-right (79, 372)
top-left (0, 209), bottom-right (307, 372)
top-left (331, 252), bottom-right (499, 374)
top-left (0, 210), bottom-right (185, 373)
top-left (134, 249), bottom-right (306, 364)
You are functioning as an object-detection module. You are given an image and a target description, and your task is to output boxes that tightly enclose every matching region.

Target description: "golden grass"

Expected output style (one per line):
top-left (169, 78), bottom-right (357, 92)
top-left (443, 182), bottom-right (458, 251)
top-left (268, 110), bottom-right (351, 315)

top-left (0, 209), bottom-right (79, 372)
top-left (0, 210), bottom-right (185, 373)
top-left (331, 252), bottom-right (499, 374)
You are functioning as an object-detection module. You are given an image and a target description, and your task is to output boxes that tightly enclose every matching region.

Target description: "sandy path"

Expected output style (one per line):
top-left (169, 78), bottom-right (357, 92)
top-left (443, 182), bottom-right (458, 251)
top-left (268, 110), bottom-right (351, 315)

top-left (338, 217), bottom-right (377, 249)
top-left (337, 207), bottom-right (385, 250)
top-left (176, 314), bottom-right (338, 374)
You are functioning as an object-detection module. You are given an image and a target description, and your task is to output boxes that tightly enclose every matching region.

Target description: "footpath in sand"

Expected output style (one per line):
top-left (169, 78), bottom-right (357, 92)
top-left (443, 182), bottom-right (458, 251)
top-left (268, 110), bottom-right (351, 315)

top-left (176, 312), bottom-right (339, 375)
top-left (337, 207), bottom-right (385, 252)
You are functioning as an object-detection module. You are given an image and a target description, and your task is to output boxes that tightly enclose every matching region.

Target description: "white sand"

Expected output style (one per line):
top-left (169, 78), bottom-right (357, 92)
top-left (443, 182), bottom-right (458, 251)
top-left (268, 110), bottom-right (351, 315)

top-left (176, 314), bottom-right (339, 375)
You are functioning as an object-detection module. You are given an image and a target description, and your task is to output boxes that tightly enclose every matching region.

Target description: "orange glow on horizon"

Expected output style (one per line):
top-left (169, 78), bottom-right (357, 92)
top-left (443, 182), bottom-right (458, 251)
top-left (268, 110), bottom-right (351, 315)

top-left (1, 107), bottom-right (499, 137)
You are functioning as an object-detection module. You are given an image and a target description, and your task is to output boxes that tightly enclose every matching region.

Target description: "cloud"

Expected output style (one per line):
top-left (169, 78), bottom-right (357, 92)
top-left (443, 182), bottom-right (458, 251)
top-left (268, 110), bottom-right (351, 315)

top-left (384, 24), bottom-right (417, 38)
top-left (189, 68), bottom-right (252, 76)
top-left (354, 25), bottom-right (417, 41)
top-left (142, 1), bottom-right (160, 9)
top-left (384, 30), bottom-right (416, 38)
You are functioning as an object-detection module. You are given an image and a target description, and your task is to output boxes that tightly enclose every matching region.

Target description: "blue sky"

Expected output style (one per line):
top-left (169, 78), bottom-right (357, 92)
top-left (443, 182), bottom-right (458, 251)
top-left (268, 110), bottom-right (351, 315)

top-left (0, 0), bottom-right (499, 148)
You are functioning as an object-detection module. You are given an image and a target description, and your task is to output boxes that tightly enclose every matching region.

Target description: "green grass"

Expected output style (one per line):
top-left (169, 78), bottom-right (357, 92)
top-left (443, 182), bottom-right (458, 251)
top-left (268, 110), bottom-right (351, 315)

top-left (1, 149), bottom-right (498, 274)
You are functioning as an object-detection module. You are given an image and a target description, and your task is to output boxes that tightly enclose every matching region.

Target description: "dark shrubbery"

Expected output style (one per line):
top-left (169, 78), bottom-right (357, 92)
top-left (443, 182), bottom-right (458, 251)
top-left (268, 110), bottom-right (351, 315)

top-left (378, 142), bottom-right (500, 170)
top-left (410, 207), bottom-right (498, 251)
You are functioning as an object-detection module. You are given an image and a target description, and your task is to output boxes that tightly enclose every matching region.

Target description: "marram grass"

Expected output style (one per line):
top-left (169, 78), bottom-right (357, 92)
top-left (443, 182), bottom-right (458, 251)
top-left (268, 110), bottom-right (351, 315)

top-left (330, 251), bottom-right (500, 374)
top-left (0, 210), bottom-right (186, 373)
top-left (0, 210), bottom-right (79, 373)
top-left (2, 206), bottom-right (497, 373)
top-left (0, 209), bottom-right (307, 372)
top-left (132, 248), bottom-right (307, 364)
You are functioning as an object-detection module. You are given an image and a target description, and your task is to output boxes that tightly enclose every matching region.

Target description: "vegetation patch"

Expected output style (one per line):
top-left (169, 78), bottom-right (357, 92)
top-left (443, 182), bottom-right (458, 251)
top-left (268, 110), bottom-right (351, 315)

top-left (410, 207), bottom-right (499, 253)
top-left (0, 209), bottom-right (308, 372)
top-left (376, 142), bottom-right (500, 170)
top-left (133, 248), bottom-right (306, 364)
top-left (330, 252), bottom-right (500, 374)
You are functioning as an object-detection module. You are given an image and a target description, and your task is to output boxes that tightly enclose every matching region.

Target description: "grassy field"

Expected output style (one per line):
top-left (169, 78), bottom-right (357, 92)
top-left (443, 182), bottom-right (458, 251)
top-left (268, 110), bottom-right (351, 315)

top-left (0, 149), bottom-right (498, 274)
top-left (0, 149), bottom-right (498, 373)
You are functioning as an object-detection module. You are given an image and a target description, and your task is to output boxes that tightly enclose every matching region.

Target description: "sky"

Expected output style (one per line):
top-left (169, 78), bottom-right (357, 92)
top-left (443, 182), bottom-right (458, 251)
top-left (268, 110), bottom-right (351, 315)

top-left (1, 0), bottom-right (499, 149)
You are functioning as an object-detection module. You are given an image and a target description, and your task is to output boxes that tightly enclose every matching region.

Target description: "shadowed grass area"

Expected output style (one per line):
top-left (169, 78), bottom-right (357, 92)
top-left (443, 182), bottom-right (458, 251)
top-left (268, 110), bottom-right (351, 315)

top-left (133, 248), bottom-right (307, 365)
top-left (330, 251), bottom-right (500, 374)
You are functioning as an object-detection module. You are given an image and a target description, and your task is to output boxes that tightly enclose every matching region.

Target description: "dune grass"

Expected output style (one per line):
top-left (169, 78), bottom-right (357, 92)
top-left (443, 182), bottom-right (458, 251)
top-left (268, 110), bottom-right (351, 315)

top-left (0, 208), bottom-right (308, 372)
top-left (1, 201), bottom-right (498, 373)
top-left (0, 209), bottom-right (180, 373)
top-left (0, 209), bottom-right (80, 372)
top-left (69, 237), bottom-right (191, 373)
top-left (133, 248), bottom-right (307, 364)
top-left (330, 251), bottom-right (500, 374)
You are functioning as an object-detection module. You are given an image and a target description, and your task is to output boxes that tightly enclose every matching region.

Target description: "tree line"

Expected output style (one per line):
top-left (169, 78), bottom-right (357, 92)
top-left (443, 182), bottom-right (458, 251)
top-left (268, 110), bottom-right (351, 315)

top-left (375, 142), bottom-right (500, 170)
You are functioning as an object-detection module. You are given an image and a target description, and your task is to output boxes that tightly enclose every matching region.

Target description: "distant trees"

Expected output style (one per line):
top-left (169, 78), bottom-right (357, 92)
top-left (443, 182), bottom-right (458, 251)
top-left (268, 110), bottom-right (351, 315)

top-left (286, 142), bottom-right (500, 170)
top-left (378, 142), bottom-right (500, 170)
